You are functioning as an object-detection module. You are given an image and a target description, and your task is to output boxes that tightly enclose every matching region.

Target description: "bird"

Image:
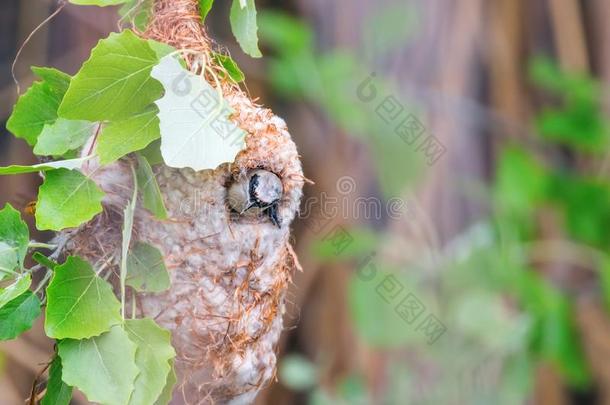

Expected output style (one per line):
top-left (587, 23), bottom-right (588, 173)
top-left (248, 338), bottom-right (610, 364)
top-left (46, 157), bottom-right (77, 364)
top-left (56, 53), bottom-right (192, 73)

top-left (227, 169), bottom-right (283, 227)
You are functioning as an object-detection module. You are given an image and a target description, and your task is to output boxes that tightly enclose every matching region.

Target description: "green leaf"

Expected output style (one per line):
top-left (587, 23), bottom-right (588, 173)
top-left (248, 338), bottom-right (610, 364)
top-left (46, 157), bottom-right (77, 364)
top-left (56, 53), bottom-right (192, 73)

top-left (548, 175), bottom-right (610, 248)
top-left (212, 52), bottom-right (245, 83)
top-left (35, 169), bottom-right (105, 231)
top-left (153, 359), bottom-right (177, 405)
top-left (32, 252), bottom-right (59, 270)
top-left (41, 356), bottom-right (73, 405)
top-left (136, 154), bottom-right (168, 219)
top-left (230, 0), bottom-right (262, 58)
top-left (97, 106), bottom-right (160, 165)
top-left (59, 325), bottom-right (139, 405)
top-left (530, 57), bottom-right (564, 92)
top-left (138, 139), bottom-right (164, 165)
top-left (0, 291), bottom-right (41, 340)
top-left (31, 67), bottom-right (71, 95)
top-left (0, 243), bottom-right (19, 280)
top-left (45, 256), bottom-right (122, 339)
top-left (121, 169), bottom-right (138, 318)
top-left (530, 56), bottom-right (598, 98)
top-left (258, 11), bottom-right (313, 53)
top-left (33, 119), bottom-right (96, 157)
top-left (529, 58), bottom-right (607, 152)
top-left (147, 40), bottom-right (175, 60)
top-left (0, 204), bottom-right (30, 273)
top-left (125, 319), bottom-right (176, 405)
top-left (126, 242), bottom-right (170, 292)
top-left (517, 271), bottom-right (590, 387)
top-left (0, 157), bottom-right (91, 176)
top-left (7, 67), bottom-right (71, 146)
top-left (540, 300), bottom-right (590, 387)
top-left (150, 56), bottom-right (246, 171)
top-left (0, 274), bottom-right (31, 309)
top-left (58, 30), bottom-right (164, 121)
top-left (198, 0), bottom-right (214, 22)
top-left (68, 0), bottom-right (131, 6)
top-left (536, 99), bottom-right (607, 151)
top-left (494, 147), bottom-right (548, 216)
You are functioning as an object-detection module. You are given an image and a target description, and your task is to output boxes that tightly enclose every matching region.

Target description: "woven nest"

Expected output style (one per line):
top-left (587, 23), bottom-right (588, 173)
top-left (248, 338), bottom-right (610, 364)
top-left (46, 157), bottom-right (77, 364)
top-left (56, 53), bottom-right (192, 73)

top-left (141, 0), bottom-right (239, 92)
top-left (60, 1), bottom-right (305, 403)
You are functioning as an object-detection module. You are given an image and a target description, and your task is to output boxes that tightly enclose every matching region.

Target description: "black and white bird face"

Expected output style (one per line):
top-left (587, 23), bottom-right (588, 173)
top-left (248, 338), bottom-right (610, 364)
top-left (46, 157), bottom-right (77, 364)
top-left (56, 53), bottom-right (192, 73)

top-left (228, 169), bottom-right (283, 227)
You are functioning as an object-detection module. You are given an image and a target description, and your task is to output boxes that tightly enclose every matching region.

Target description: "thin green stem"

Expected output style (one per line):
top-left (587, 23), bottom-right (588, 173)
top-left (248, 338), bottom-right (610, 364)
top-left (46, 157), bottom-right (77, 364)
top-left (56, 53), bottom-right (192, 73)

top-left (0, 268), bottom-right (18, 276)
top-left (28, 242), bottom-right (58, 250)
top-left (121, 165), bottom-right (138, 319)
top-left (34, 269), bottom-right (53, 295)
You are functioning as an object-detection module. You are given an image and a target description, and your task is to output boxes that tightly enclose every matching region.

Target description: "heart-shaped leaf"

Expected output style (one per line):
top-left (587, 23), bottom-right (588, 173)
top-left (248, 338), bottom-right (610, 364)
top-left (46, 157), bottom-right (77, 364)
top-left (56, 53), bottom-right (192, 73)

top-left (125, 319), bottom-right (176, 405)
top-left (59, 325), bottom-right (139, 405)
top-left (35, 169), bottom-right (105, 231)
top-left (126, 242), bottom-right (170, 292)
top-left (0, 204), bottom-right (29, 274)
top-left (59, 30), bottom-right (164, 121)
top-left (150, 55), bottom-right (246, 171)
top-left (41, 356), bottom-right (73, 405)
top-left (34, 118), bottom-right (96, 157)
top-left (0, 291), bottom-right (41, 340)
top-left (45, 256), bottom-right (122, 339)
top-left (230, 0), bottom-right (262, 58)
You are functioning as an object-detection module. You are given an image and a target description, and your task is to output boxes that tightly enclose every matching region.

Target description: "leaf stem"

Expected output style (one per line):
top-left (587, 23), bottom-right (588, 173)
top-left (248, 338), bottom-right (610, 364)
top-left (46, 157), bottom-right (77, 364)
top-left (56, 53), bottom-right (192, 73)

top-left (34, 269), bottom-right (53, 295)
top-left (0, 268), bottom-right (18, 276)
top-left (28, 242), bottom-right (57, 250)
top-left (120, 165), bottom-right (138, 319)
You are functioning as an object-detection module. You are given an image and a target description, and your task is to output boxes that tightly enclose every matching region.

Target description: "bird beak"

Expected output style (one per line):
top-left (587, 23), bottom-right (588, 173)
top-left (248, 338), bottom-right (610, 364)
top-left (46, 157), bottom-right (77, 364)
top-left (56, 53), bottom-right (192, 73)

top-left (267, 204), bottom-right (281, 228)
top-left (243, 201), bottom-right (256, 213)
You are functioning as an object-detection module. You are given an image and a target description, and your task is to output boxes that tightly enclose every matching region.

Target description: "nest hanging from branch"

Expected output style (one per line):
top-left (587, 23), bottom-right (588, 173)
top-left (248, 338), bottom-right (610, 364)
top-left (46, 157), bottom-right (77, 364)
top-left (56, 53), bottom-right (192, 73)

top-left (141, 0), bottom-right (238, 92)
top-left (60, 1), bottom-right (305, 403)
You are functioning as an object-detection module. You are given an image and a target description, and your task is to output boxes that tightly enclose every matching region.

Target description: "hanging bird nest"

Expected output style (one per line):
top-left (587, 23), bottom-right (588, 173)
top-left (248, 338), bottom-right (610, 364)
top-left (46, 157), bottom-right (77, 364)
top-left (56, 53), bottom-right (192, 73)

top-left (60, 0), bottom-right (305, 403)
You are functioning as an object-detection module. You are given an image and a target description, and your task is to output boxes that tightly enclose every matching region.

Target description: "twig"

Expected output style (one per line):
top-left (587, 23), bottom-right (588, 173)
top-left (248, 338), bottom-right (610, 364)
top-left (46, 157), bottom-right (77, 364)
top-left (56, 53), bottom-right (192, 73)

top-left (11, 1), bottom-right (67, 95)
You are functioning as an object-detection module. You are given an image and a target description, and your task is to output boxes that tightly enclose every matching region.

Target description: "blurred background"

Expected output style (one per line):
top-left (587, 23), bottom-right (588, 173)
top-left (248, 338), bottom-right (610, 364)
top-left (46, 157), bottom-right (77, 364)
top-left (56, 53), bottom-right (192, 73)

top-left (2, 0), bottom-right (610, 404)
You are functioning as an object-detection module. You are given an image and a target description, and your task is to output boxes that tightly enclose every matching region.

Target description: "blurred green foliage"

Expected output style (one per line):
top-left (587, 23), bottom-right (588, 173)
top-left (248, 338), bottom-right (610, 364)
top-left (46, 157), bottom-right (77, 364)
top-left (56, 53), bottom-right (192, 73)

top-left (310, 228), bottom-right (380, 261)
top-left (261, 9), bottom-right (610, 405)
top-left (530, 57), bottom-right (608, 151)
top-left (258, 11), bottom-right (424, 196)
top-left (348, 267), bottom-right (425, 347)
top-left (488, 55), bottom-right (610, 388)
